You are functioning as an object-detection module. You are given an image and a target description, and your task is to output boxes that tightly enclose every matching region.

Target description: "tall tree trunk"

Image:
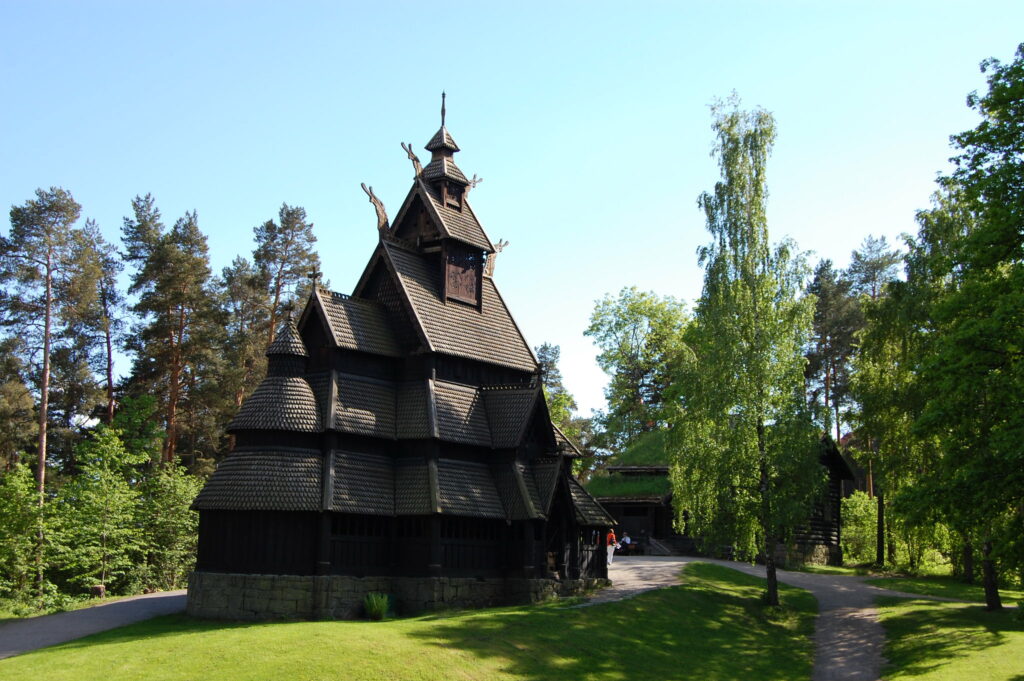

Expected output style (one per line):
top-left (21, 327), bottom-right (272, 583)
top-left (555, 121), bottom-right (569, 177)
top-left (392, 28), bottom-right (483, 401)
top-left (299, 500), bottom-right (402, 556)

top-left (758, 420), bottom-right (779, 606)
top-left (961, 534), bottom-right (974, 584)
top-left (875, 490), bottom-right (885, 567)
top-left (103, 304), bottom-right (115, 424)
top-left (267, 270), bottom-right (284, 344)
top-left (980, 540), bottom-right (1002, 611)
top-left (35, 255), bottom-right (54, 603)
top-left (764, 534), bottom-right (779, 606)
top-left (163, 305), bottom-right (186, 463)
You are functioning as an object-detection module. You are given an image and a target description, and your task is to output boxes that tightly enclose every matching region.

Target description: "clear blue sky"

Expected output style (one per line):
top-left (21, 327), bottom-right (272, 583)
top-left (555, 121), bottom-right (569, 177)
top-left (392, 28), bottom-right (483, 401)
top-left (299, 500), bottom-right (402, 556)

top-left (2, 2), bottom-right (1020, 415)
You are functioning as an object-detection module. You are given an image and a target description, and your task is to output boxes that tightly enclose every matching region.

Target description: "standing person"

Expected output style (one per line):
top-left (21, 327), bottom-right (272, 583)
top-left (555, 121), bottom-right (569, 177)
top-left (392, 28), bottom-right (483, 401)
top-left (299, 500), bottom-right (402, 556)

top-left (606, 529), bottom-right (618, 565)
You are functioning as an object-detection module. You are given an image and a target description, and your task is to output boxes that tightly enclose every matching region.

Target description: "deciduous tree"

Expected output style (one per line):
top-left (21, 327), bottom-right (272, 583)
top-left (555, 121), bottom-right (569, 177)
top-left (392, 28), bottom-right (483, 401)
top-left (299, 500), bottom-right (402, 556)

top-left (668, 97), bottom-right (819, 606)
top-left (585, 287), bottom-right (687, 452)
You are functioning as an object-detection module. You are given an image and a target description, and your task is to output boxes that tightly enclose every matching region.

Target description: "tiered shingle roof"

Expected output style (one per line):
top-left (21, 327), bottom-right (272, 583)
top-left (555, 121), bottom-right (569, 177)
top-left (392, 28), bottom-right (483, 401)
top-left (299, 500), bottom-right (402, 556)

top-left (193, 448), bottom-right (321, 511)
top-left (199, 114), bottom-right (613, 530)
top-left (381, 241), bottom-right (535, 371)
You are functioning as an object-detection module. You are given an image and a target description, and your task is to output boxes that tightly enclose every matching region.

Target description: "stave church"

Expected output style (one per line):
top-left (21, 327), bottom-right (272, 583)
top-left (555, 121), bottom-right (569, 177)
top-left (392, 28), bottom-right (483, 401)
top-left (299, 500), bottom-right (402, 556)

top-left (187, 102), bottom-right (614, 620)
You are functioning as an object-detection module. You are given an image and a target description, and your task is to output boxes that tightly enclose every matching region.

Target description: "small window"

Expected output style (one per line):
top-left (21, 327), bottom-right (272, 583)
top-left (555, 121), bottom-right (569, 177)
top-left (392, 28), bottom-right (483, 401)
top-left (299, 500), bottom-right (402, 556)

top-left (445, 182), bottom-right (463, 210)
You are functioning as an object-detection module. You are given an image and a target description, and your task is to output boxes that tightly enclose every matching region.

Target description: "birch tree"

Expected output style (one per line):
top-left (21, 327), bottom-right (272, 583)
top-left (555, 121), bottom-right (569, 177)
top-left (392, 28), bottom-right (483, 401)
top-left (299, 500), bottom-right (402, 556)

top-left (669, 97), bottom-right (819, 606)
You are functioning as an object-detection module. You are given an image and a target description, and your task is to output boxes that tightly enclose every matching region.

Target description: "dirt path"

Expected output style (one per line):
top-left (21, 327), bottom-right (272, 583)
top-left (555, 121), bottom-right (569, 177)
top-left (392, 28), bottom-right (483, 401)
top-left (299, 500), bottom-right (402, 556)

top-left (0, 590), bottom-right (186, 660)
top-left (594, 556), bottom-right (959, 681)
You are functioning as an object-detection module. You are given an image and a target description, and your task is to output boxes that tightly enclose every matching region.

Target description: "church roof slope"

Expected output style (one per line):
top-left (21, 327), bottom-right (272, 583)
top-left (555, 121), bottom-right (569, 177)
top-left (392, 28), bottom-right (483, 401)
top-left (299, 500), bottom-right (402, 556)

top-left (192, 448), bottom-right (321, 512)
top-left (227, 376), bottom-right (321, 433)
top-left (383, 240), bottom-right (536, 372)
top-left (315, 288), bottom-right (401, 357)
top-left (567, 476), bottom-right (617, 527)
top-left (419, 181), bottom-right (493, 251)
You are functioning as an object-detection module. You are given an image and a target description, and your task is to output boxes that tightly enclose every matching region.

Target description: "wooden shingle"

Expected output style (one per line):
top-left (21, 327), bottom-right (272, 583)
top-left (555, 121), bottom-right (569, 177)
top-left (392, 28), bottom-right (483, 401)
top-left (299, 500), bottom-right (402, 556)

top-left (433, 380), bottom-right (491, 447)
top-left (437, 459), bottom-right (505, 518)
top-left (228, 376), bottom-right (321, 433)
top-left (192, 448), bottom-right (321, 512)
top-left (332, 450), bottom-right (394, 516)
top-left (316, 289), bottom-right (401, 357)
top-left (384, 241), bottom-right (536, 372)
top-left (335, 374), bottom-right (396, 439)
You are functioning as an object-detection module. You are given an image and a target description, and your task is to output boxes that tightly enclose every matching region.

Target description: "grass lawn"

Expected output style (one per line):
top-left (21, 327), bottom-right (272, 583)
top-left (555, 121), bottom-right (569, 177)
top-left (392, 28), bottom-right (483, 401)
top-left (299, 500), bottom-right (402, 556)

top-left (0, 563), bottom-right (816, 681)
top-left (0, 592), bottom-right (166, 625)
top-left (791, 564), bottom-right (876, 577)
top-left (878, 596), bottom-right (1024, 680)
top-left (867, 576), bottom-right (1024, 603)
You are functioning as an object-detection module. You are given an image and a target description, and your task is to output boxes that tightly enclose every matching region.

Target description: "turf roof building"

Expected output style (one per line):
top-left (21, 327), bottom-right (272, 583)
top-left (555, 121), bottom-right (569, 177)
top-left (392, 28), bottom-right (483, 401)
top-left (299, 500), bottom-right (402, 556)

top-left (588, 431), bottom-right (854, 565)
top-left (187, 105), bottom-right (614, 620)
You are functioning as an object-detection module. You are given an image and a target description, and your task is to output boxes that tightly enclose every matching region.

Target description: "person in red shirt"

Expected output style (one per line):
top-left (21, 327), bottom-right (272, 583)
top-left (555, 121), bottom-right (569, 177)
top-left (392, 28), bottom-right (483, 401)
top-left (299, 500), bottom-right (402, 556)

top-left (606, 529), bottom-right (618, 565)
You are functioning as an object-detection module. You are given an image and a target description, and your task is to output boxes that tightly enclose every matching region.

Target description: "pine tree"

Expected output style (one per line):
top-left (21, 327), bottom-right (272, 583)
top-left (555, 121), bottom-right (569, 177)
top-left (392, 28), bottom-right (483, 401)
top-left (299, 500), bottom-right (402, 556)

top-left (1, 188), bottom-right (83, 497)
top-left (252, 203), bottom-right (319, 344)
top-left (122, 198), bottom-right (224, 463)
top-left (805, 259), bottom-right (862, 440)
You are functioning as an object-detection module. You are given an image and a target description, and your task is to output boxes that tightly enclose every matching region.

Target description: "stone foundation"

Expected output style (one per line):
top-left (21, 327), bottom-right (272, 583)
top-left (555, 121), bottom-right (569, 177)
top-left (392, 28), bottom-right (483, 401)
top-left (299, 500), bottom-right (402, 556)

top-left (774, 542), bottom-right (840, 567)
top-left (187, 571), bottom-right (609, 620)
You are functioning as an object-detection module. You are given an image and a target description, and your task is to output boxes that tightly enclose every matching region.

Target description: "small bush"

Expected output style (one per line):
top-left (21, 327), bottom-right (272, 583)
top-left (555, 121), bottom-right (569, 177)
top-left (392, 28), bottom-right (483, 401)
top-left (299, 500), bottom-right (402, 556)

top-left (841, 491), bottom-right (876, 564)
top-left (364, 592), bottom-right (390, 621)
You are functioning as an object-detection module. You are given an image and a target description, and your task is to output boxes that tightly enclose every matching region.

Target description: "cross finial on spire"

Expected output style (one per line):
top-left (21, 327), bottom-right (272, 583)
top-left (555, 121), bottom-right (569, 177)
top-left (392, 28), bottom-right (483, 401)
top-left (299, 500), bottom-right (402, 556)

top-left (307, 267), bottom-right (322, 287)
top-left (283, 301), bottom-right (296, 321)
top-left (441, 91), bottom-right (446, 127)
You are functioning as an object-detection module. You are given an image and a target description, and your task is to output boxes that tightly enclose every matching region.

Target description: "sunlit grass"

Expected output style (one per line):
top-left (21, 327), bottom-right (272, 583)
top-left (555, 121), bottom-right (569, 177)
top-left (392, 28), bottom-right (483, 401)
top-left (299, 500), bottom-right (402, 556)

top-left (0, 563), bottom-right (816, 681)
top-left (878, 597), bottom-right (1024, 680)
top-left (868, 576), bottom-right (1024, 603)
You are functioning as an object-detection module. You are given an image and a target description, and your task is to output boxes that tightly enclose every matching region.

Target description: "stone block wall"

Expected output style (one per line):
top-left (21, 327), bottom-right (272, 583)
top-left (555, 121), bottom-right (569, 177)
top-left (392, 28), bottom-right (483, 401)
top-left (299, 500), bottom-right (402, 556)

top-left (187, 571), bottom-right (609, 621)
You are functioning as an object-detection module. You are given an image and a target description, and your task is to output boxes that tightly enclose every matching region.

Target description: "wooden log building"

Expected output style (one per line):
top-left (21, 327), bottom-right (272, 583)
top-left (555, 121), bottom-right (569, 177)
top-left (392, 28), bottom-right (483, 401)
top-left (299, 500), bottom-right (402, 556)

top-left (187, 106), bottom-right (614, 620)
top-left (590, 431), bottom-right (855, 565)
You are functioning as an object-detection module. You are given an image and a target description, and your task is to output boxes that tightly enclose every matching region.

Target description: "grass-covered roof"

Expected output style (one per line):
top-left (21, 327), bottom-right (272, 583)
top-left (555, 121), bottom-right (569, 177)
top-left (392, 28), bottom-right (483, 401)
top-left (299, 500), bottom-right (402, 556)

top-left (608, 430), bottom-right (669, 466)
top-left (585, 474), bottom-right (671, 499)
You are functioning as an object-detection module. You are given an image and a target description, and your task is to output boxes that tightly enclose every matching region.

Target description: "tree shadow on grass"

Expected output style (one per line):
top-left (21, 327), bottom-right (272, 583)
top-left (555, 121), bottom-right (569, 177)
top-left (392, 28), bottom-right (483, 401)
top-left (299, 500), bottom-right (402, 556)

top-left (407, 563), bottom-right (817, 681)
top-left (878, 597), bottom-right (1024, 678)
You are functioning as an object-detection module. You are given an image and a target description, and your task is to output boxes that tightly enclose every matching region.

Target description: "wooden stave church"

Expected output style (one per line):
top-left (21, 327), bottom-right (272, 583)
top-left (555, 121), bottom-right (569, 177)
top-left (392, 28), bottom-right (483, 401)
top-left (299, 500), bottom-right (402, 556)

top-left (188, 111), bottom-right (614, 618)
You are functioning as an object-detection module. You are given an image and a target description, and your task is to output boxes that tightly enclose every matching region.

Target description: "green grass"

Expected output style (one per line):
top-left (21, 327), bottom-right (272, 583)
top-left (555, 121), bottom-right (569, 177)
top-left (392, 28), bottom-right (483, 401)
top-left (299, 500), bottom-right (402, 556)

top-left (610, 430), bottom-right (669, 466)
top-left (0, 592), bottom-right (159, 624)
top-left (585, 473), bottom-right (671, 498)
top-left (868, 576), bottom-right (1024, 603)
top-left (878, 596), bottom-right (1024, 680)
top-left (790, 564), bottom-right (877, 576)
top-left (0, 563), bottom-right (817, 681)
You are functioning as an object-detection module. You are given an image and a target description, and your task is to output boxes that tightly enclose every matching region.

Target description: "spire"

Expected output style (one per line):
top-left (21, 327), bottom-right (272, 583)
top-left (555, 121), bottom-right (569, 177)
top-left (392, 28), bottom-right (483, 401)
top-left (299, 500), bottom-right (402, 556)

top-left (266, 316), bottom-right (308, 358)
top-left (423, 93), bottom-right (468, 186)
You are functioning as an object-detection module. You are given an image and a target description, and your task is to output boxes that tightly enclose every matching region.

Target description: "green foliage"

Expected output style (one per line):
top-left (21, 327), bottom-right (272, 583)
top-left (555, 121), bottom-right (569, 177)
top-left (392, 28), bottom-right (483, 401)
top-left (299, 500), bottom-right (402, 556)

top-left (122, 196), bottom-right (226, 464)
top-left (47, 428), bottom-right (146, 592)
top-left (584, 474), bottom-right (671, 499)
top-left (805, 259), bottom-right (863, 439)
top-left (841, 491), bottom-right (877, 565)
top-left (0, 563), bottom-right (817, 681)
top-left (585, 287), bottom-right (687, 452)
top-left (136, 463), bottom-right (202, 591)
top-left (253, 203), bottom-right (320, 344)
top-left (669, 96), bottom-right (820, 604)
top-left (363, 591), bottom-right (390, 621)
top-left (0, 465), bottom-right (40, 602)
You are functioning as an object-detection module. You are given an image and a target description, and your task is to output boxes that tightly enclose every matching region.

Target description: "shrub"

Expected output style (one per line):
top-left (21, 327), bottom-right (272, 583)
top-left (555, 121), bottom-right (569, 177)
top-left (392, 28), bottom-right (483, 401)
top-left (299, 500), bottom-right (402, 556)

top-left (841, 491), bottom-right (876, 565)
top-left (364, 592), bottom-right (390, 621)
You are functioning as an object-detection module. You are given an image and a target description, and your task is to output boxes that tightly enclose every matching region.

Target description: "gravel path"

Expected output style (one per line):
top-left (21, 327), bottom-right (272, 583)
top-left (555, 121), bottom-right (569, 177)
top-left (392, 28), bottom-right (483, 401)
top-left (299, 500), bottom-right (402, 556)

top-left (592, 556), bottom-right (961, 681)
top-left (0, 590), bottom-right (186, 660)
